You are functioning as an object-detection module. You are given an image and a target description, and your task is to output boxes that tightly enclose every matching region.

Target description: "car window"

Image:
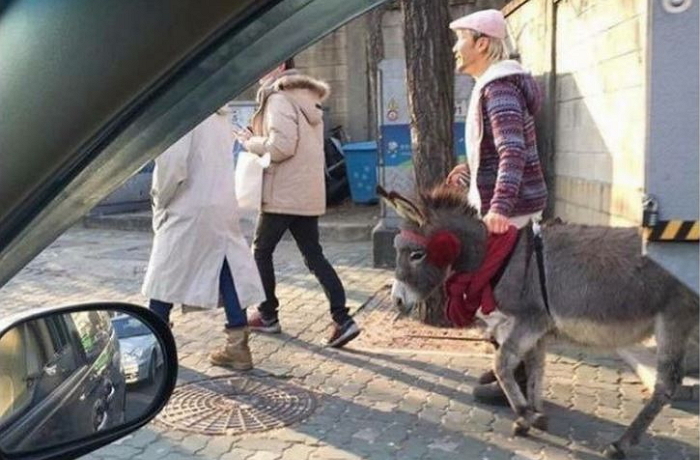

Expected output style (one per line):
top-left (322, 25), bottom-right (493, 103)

top-left (29, 317), bottom-right (81, 403)
top-left (112, 316), bottom-right (151, 339)
top-left (44, 318), bottom-right (67, 352)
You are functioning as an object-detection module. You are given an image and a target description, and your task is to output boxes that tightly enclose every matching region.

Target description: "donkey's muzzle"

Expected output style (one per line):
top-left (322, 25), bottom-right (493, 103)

top-left (391, 279), bottom-right (417, 316)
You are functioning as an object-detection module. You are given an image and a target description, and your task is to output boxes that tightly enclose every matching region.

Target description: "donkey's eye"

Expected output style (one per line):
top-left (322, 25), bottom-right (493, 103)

top-left (409, 250), bottom-right (426, 262)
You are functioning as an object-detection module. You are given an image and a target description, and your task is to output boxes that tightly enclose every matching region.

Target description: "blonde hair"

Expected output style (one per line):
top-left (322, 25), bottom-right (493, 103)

top-left (469, 29), bottom-right (508, 63)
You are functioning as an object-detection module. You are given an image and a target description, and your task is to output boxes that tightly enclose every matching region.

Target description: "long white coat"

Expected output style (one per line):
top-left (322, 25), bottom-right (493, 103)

top-left (142, 112), bottom-right (264, 309)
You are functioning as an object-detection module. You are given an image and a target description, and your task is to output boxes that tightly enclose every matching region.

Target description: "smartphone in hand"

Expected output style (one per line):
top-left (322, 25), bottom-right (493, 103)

top-left (233, 122), bottom-right (252, 133)
top-left (232, 122), bottom-right (252, 142)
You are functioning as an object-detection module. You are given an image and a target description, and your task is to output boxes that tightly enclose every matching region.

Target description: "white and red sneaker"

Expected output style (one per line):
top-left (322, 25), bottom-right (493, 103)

top-left (247, 311), bottom-right (281, 334)
top-left (327, 319), bottom-right (361, 348)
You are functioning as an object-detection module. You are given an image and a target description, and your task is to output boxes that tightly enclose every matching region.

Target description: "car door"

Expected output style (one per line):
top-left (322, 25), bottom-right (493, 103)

top-left (70, 311), bottom-right (127, 429)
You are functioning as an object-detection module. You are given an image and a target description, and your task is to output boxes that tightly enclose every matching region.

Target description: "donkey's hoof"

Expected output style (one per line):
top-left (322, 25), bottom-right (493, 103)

top-left (512, 417), bottom-right (531, 436)
top-left (603, 442), bottom-right (626, 459)
top-left (532, 412), bottom-right (548, 431)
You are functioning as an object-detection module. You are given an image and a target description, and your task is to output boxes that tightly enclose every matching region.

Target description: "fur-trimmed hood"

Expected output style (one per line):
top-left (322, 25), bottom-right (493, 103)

top-left (244, 71), bottom-right (330, 216)
top-left (273, 74), bottom-right (330, 102)
top-left (252, 71), bottom-right (330, 131)
top-left (274, 73), bottom-right (329, 126)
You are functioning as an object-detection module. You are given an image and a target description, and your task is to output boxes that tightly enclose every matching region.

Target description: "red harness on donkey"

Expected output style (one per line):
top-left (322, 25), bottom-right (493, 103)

top-left (398, 226), bottom-right (519, 327)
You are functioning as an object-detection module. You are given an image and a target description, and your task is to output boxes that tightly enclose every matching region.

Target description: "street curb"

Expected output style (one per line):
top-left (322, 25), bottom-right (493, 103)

top-left (81, 213), bottom-right (373, 243)
top-left (83, 213), bottom-right (152, 232)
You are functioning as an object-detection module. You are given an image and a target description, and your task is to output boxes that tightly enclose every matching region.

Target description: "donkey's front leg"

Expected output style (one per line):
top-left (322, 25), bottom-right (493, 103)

top-left (494, 322), bottom-right (547, 436)
top-left (523, 341), bottom-right (547, 431)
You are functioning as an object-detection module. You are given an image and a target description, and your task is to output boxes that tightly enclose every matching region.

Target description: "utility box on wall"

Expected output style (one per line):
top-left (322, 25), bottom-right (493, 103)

top-left (372, 58), bottom-right (474, 267)
top-left (644, 0), bottom-right (699, 295)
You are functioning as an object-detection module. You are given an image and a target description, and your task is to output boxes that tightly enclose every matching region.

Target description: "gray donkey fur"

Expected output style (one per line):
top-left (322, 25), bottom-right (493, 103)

top-left (386, 185), bottom-right (699, 459)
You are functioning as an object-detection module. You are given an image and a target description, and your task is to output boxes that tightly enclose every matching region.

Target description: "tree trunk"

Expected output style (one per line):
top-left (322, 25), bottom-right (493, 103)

top-left (366, 6), bottom-right (385, 141)
top-left (401, 0), bottom-right (455, 194)
top-left (400, 0), bottom-right (455, 326)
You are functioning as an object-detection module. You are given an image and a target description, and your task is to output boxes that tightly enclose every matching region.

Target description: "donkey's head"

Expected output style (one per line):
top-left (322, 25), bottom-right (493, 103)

top-left (379, 185), bottom-right (488, 316)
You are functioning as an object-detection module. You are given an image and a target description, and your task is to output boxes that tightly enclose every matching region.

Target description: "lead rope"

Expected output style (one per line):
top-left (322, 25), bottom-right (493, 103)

top-left (532, 222), bottom-right (551, 316)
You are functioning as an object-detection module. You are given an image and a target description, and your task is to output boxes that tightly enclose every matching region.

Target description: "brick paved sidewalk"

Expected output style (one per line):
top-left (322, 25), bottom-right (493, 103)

top-left (0, 228), bottom-right (697, 460)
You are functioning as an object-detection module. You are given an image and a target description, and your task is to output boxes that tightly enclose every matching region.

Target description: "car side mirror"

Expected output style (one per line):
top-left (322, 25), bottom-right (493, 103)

top-left (0, 302), bottom-right (177, 460)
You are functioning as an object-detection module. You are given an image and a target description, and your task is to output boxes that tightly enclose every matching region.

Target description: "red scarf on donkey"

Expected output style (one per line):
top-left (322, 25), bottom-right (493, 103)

top-left (445, 226), bottom-right (518, 327)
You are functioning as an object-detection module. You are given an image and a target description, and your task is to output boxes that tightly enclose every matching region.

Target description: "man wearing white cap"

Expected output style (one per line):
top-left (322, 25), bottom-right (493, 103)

top-left (446, 9), bottom-right (548, 405)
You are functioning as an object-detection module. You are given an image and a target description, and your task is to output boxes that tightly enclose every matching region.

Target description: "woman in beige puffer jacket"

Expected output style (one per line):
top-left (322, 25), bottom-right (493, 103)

top-left (246, 72), bottom-right (327, 215)
top-left (239, 64), bottom-right (361, 349)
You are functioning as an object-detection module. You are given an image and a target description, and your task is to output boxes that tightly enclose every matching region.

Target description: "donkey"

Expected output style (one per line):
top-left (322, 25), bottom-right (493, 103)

top-left (382, 184), bottom-right (698, 459)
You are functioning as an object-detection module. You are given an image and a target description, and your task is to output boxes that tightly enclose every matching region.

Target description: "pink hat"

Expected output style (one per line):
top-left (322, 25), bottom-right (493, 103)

top-left (449, 9), bottom-right (507, 40)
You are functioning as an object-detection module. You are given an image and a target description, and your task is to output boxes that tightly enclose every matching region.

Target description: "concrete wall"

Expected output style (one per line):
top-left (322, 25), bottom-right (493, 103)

top-left (503, 1), bottom-right (550, 75)
top-left (381, 8), bottom-right (404, 60)
top-left (506, 0), bottom-right (648, 226)
top-left (296, 21), bottom-right (370, 142)
top-left (556, 0), bottom-right (647, 226)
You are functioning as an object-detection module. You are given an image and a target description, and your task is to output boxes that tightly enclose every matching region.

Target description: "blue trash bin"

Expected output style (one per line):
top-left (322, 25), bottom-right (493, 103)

top-left (342, 141), bottom-right (378, 204)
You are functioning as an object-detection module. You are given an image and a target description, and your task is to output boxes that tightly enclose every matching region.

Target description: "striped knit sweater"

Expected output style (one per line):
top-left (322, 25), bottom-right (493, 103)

top-left (474, 73), bottom-right (548, 217)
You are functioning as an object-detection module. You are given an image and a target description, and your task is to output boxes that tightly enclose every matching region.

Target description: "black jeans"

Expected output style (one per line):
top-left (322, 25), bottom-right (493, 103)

top-left (253, 213), bottom-right (349, 325)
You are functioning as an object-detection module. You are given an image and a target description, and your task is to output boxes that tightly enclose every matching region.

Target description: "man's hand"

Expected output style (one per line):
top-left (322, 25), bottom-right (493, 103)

top-left (446, 164), bottom-right (469, 187)
top-left (483, 211), bottom-right (511, 234)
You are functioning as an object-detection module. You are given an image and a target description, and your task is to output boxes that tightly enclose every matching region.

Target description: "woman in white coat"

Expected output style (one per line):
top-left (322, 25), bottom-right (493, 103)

top-left (142, 108), bottom-right (264, 370)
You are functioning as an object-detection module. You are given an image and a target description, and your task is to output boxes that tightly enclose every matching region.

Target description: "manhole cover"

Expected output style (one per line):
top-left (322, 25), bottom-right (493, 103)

top-left (156, 375), bottom-right (316, 435)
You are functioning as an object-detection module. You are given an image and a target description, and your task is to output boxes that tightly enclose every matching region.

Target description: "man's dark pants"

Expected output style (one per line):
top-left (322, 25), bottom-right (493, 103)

top-left (253, 213), bottom-right (350, 325)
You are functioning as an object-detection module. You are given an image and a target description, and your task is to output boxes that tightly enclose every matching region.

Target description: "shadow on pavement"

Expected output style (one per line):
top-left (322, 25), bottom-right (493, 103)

top-left (233, 335), bottom-right (698, 459)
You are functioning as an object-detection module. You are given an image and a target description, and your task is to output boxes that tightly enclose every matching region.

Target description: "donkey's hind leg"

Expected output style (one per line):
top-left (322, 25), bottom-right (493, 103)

top-left (605, 312), bottom-right (696, 459)
top-left (494, 320), bottom-right (548, 436)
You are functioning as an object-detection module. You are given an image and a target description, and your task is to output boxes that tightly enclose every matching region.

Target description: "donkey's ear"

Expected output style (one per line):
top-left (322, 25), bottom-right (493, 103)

top-left (376, 185), bottom-right (426, 226)
top-left (391, 193), bottom-right (427, 227)
top-left (376, 185), bottom-right (392, 201)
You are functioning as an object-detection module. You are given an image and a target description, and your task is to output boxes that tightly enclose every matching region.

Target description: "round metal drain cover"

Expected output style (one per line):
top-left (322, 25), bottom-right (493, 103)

top-left (156, 375), bottom-right (316, 435)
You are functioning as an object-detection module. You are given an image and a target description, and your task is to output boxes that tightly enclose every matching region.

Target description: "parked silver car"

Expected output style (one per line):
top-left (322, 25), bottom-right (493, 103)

top-left (111, 315), bottom-right (163, 385)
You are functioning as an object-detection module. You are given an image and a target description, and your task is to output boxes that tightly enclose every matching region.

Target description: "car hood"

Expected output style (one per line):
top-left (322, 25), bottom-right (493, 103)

top-left (119, 335), bottom-right (157, 357)
top-left (0, 0), bottom-right (386, 289)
